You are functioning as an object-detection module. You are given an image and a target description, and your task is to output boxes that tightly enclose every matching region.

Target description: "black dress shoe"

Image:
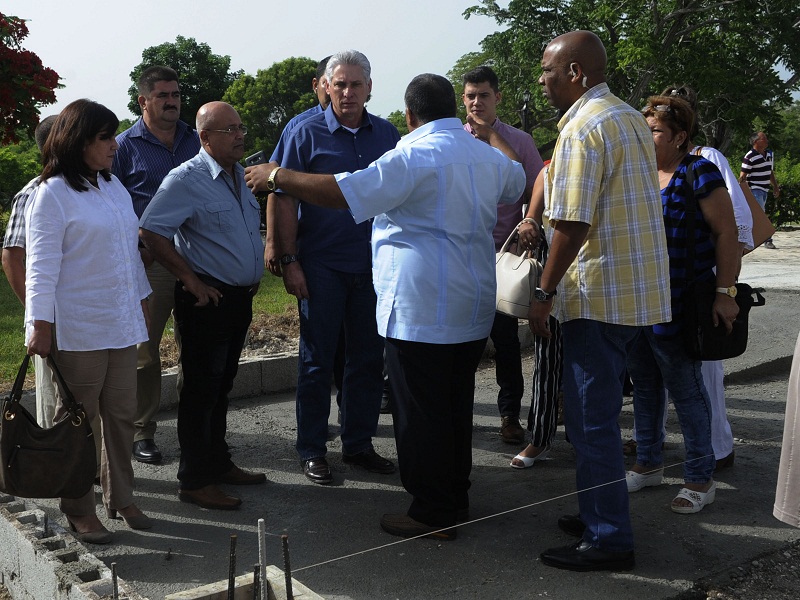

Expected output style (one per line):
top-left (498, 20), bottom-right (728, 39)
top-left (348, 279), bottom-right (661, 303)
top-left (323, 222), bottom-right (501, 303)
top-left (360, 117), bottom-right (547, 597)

top-left (342, 448), bottom-right (396, 474)
top-left (132, 439), bottom-right (162, 464)
top-left (540, 540), bottom-right (635, 572)
top-left (557, 514), bottom-right (586, 537)
top-left (302, 457), bottom-right (333, 485)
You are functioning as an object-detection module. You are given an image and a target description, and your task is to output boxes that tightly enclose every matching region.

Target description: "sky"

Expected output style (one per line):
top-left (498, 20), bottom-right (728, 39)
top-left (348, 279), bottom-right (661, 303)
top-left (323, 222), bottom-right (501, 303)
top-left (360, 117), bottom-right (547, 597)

top-left (7, 0), bottom-right (509, 123)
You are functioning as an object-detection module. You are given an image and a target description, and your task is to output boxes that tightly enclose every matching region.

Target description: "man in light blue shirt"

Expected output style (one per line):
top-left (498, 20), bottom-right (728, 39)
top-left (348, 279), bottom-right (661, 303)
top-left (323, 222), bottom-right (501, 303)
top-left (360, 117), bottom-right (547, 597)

top-left (141, 101), bottom-right (266, 511)
top-left (245, 73), bottom-right (525, 539)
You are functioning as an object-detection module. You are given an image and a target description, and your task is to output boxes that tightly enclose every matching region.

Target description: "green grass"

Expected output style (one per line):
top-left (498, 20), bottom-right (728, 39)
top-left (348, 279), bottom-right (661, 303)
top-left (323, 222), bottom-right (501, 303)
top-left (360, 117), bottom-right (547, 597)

top-left (0, 268), bottom-right (294, 388)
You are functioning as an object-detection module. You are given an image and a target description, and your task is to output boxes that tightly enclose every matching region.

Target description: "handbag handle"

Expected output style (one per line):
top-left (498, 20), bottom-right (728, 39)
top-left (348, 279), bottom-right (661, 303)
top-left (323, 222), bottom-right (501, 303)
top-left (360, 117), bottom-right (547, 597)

top-left (3, 354), bottom-right (86, 426)
top-left (498, 220), bottom-right (538, 259)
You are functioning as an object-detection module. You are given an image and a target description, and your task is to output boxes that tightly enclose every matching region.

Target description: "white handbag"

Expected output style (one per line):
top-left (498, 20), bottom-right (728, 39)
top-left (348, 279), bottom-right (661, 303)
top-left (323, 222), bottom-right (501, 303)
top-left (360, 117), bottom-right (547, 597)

top-left (495, 222), bottom-right (543, 319)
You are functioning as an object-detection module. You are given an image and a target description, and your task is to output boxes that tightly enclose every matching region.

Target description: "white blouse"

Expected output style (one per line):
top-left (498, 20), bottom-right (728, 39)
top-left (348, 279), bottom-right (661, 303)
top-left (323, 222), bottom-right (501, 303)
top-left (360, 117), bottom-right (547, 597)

top-left (25, 174), bottom-right (151, 351)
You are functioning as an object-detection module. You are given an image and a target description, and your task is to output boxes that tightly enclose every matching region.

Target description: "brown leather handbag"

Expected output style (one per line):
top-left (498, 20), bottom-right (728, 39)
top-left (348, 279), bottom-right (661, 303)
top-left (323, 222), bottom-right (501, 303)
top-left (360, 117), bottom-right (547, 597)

top-left (0, 355), bottom-right (96, 498)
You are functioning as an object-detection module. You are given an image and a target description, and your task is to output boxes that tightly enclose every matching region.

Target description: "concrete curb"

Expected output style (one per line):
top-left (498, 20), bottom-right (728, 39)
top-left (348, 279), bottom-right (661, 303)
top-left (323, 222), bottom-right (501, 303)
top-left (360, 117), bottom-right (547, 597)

top-left (0, 494), bottom-right (145, 600)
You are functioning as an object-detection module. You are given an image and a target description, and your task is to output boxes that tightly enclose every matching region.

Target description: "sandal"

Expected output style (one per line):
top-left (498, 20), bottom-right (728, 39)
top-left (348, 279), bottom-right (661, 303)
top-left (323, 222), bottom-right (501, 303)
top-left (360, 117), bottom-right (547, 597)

top-left (671, 481), bottom-right (716, 514)
top-left (510, 446), bottom-right (550, 469)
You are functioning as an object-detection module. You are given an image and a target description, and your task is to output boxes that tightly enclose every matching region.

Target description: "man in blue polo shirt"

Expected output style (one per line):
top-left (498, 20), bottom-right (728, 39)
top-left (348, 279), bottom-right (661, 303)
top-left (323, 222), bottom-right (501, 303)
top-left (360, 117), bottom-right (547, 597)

top-left (247, 50), bottom-right (400, 485)
top-left (113, 66), bottom-right (201, 465)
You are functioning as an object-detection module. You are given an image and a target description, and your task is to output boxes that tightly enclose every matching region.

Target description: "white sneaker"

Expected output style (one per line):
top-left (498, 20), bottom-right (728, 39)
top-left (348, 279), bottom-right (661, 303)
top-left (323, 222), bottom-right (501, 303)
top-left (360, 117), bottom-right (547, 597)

top-left (626, 467), bottom-right (664, 492)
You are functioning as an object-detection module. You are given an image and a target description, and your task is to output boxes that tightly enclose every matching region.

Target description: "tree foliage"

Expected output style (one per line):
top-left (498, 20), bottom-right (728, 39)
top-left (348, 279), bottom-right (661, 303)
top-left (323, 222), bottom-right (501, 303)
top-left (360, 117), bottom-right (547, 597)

top-left (0, 13), bottom-right (60, 144)
top-left (127, 36), bottom-right (243, 128)
top-left (0, 137), bottom-right (40, 208)
top-left (463, 0), bottom-right (800, 153)
top-left (386, 110), bottom-right (409, 137)
top-left (223, 57), bottom-right (318, 157)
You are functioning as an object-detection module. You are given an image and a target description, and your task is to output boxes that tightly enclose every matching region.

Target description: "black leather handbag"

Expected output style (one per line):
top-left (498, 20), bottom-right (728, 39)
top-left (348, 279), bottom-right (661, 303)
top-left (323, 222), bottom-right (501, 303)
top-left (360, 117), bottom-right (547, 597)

top-left (680, 158), bottom-right (766, 361)
top-left (0, 355), bottom-right (96, 498)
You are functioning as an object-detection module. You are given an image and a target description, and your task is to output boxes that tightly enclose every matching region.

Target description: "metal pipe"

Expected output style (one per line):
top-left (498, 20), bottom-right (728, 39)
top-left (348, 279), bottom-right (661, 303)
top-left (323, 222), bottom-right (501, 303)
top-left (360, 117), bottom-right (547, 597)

top-left (227, 534), bottom-right (237, 600)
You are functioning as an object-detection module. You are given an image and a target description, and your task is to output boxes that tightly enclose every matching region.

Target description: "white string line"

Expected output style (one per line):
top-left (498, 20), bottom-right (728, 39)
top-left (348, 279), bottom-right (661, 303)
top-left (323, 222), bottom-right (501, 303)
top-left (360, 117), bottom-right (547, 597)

top-left (291, 435), bottom-right (784, 574)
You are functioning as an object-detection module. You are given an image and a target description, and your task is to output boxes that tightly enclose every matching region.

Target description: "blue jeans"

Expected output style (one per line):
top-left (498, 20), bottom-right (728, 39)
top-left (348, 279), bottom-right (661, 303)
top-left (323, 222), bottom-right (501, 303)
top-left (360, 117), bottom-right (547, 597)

top-left (295, 261), bottom-right (384, 460)
top-left (561, 319), bottom-right (640, 553)
top-left (627, 328), bottom-right (714, 484)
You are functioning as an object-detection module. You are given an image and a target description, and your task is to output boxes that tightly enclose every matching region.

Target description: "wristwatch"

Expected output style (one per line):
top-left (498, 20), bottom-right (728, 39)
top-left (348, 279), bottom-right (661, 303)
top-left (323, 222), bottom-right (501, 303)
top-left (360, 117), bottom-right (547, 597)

top-left (279, 253), bottom-right (298, 266)
top-left (716, 285), bottom-right (737, 298)
top-left (266, 166), bottom-right (282, 192)
top-left (534, 287), bottom-right (557, 302)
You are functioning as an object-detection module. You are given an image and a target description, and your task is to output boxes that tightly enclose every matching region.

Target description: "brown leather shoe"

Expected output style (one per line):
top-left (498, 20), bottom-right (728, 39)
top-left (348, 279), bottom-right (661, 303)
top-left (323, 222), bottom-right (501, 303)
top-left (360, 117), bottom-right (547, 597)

top-left (500, 416), bottom-right (525, 444)
top-left (217, 465), bottom-right (267, 485)
top-left (380, 513), bottom-right (457, 541)
top-left (178, 485), bottom-right (242, 510)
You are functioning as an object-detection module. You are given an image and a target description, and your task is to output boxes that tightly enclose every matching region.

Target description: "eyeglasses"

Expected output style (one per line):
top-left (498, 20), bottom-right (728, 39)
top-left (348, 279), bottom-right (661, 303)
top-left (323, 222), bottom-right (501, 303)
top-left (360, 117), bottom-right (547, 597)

top-left (204, 125), bottom-right (248, 135)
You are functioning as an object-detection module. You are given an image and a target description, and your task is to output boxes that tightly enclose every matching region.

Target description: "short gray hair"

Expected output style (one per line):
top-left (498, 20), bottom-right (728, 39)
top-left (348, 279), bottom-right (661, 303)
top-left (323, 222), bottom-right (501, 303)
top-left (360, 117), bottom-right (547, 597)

top-left (326, 50), bottom-right (371, 82)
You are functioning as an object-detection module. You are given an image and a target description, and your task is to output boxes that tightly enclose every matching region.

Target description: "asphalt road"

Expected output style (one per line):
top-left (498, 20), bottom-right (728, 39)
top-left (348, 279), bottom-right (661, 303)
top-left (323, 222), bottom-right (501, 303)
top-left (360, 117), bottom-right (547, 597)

top-left (27, 229), bottom-right (800, 600)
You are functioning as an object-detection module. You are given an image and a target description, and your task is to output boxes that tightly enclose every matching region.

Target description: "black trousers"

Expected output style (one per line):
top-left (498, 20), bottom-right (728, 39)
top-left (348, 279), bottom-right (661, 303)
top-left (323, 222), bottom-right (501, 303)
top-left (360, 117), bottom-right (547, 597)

top-left (173, 279), bottom-right (254, 489)
top-left (385, 336), bottom-right (487, 527)
top-left (490, 311), bottom-right (524, 416)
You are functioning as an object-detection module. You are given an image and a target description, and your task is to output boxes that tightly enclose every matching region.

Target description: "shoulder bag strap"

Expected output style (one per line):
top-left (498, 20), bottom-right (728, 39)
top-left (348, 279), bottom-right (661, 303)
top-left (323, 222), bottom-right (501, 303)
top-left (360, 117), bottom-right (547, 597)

top-left (3, 355), bottom-right (31, 414)
top-left (682, 155), bottom-right (699, 283)
top-left (46, 357), bottom-right (86, 419)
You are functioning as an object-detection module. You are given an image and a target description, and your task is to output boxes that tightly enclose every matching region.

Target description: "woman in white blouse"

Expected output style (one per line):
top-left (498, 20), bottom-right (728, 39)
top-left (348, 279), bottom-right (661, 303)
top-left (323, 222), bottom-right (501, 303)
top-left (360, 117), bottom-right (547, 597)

top-left (25, 99), bottom-right (153, 543)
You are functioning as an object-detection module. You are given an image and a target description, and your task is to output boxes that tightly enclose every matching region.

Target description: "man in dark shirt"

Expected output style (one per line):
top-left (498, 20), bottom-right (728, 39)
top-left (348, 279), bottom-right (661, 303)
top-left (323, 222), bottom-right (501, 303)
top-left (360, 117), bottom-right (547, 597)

top-left (113, 66), bottom-right (201, 464)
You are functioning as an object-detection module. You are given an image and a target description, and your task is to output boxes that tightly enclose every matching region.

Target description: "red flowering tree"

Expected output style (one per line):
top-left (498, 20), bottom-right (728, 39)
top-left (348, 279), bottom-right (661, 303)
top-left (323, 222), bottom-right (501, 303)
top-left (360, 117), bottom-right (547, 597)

top-left (0, 13), bottom-right (60, 144)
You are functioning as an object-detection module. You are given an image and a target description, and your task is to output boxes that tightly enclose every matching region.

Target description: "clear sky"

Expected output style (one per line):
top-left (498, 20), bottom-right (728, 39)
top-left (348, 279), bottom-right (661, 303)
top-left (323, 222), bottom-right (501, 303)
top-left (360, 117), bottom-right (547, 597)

top-left (6, 0), bottom-right (507, 123)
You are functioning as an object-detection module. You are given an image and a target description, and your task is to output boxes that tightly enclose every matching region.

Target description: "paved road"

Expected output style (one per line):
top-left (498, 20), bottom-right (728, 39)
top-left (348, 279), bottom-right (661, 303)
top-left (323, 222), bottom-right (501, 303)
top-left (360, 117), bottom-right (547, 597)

top-left (28, 231), bottom-right (800, 600)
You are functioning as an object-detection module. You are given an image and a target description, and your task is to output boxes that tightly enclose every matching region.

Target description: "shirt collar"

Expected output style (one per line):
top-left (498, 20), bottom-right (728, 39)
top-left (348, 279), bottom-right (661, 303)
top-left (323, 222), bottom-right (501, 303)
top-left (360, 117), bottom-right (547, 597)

top-left (129, 117), bottom-right (194, 145)
top-left (398, 118), bottom-right (464, 148)
top-left (198, 148), bottom-right (244, 180)
top-left (324, 104), bottom-right (373, 133)
top-left (558, 83), bottom-right (610, 130)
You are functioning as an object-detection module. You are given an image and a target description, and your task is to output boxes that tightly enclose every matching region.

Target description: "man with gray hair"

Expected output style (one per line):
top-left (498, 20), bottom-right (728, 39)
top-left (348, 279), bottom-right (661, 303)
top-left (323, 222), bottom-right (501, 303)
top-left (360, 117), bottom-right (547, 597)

top-left (246, 50), bottom-right (400, 485)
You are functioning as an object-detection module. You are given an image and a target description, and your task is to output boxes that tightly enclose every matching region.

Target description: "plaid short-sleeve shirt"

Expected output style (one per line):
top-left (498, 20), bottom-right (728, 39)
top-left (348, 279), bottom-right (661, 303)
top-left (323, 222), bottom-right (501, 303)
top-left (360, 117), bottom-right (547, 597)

top-left (544, 84), bottom-right (671, 326)
top-left (3, 176), bottom-right (40, 249)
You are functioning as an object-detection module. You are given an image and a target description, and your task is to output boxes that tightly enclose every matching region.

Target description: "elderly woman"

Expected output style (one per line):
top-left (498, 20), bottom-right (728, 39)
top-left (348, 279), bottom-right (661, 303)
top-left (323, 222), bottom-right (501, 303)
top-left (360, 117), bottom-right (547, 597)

top-left (625, 95), bottom-right (740, 514)
top-left (25, 99), bottom-right (153, 543)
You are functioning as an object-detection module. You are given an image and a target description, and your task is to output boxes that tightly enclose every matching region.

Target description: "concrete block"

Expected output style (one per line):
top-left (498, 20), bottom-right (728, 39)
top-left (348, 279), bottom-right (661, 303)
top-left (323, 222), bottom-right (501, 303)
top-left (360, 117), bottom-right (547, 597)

top-left (164, 565), bottom-right (322, 600)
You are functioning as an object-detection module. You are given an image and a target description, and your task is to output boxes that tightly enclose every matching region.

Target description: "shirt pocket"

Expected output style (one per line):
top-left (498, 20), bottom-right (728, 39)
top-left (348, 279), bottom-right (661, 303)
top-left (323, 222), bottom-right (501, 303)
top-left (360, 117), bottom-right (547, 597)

top-left (205, 201), bottom-right (233, 232)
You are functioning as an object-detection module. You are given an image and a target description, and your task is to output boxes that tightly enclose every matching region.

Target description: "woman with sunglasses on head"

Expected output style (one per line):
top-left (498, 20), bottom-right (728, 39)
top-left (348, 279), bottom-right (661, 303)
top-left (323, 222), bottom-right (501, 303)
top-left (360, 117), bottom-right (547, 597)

top-left (25, 99), bottom-right (154, 543)
top-left (625, 95), bottom-right (740, 514)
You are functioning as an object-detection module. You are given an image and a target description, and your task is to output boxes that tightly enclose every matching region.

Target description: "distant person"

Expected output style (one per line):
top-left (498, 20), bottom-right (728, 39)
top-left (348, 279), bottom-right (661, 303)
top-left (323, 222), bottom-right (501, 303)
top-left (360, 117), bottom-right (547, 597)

top-left (140, 101), bottom-right (266, 511)
top-left (113, 65), bottom-right (201, 465)
top-left (740, 131), bottom-right (780, 249)
top-left (774, 330), bottom-right (800, 528)
top-left (247, 73), bottom-right (525, 539)
top-left (26, 99), bottom-right (154, 543)
top-left (462, 65), bottom-right (544, 445)
top-left (2, 115), bottom-right (59, 427)
top-left (246, 50), bottom-right (400, 486)
top-left (530, 31), bottom-right (671, 572)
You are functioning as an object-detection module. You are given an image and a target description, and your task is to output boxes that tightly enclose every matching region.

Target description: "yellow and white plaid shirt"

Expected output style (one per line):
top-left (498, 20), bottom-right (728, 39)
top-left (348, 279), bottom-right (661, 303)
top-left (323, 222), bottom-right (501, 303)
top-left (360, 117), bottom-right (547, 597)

top-left (544, 83), bottom-right (671, 326)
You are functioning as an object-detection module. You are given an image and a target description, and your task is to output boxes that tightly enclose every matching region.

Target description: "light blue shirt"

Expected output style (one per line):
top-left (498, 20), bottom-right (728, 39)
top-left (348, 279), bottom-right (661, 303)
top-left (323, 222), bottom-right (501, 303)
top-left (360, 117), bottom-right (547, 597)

top-left (140, 149), bottom-right (264, 286)
top-left (336, 118), bottom-right (526, 344)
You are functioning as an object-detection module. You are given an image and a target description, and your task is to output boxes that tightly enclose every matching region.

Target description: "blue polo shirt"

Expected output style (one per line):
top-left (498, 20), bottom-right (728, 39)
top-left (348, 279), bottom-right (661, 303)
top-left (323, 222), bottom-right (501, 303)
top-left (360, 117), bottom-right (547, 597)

top-left (280, 105), bottom-right (400, 272)
top-left (113, 118), bottom-right (201, 218)
top-left (269, 104), bottom-right (324, 163)
top-left (140, 149), bottom-right (265, 287)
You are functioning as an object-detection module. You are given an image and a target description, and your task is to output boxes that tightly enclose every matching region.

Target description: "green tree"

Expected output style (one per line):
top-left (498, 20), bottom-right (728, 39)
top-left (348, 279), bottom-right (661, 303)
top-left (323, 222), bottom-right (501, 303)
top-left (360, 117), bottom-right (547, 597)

top-left (0, 13), bottom-right (60, 144)
top-left (386, 110), bottom-right (409, 137)
top-left (0, 136), bottom-right (40, 208)
top-left (463, 0), bottom-right (800, 153)
top-left (127, 36), bottom-right (243, 128)
top-left (223, 57), bottom-right (318, 157)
